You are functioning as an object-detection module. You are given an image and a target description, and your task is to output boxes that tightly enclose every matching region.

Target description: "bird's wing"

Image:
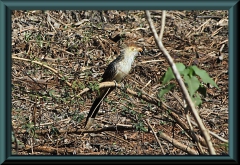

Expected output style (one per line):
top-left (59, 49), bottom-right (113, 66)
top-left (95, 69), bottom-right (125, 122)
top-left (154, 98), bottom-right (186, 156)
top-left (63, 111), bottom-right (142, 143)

top-left (101, 58), bottom-right (119, 82)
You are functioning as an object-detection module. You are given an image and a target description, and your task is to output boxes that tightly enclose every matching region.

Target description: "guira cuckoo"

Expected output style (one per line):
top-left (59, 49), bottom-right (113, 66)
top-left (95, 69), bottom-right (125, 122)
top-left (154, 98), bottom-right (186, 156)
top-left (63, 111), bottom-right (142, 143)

top-left (85, 44), bottom-right (142, 129)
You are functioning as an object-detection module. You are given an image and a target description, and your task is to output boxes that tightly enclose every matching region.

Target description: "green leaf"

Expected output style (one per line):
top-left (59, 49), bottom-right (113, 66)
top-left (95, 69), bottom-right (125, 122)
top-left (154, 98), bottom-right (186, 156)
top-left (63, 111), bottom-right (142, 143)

top-left (191, 66), bottom-right (218, 88)
top-left (181, 68), bottom-right (190, 77)
top-left (162, 63), bottom-right (186, 85)
top-left (49, 89), bottom-right (55, 97)
top-left (162, 67), bottom-right (175, 85)
top-left (184, 75), bottom-right (200, 97)
top-left (192, 93), bottom-right (202, 107)
top-left (158, 83), bottom-right (175, 99)
top-left (176, 63), bottom-right (186, 74)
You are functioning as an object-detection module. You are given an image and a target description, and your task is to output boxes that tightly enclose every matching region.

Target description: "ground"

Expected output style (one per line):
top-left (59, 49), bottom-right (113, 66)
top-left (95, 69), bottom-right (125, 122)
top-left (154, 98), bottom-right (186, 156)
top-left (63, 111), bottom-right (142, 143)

top-left (11, 10), bottom-right (228, 155)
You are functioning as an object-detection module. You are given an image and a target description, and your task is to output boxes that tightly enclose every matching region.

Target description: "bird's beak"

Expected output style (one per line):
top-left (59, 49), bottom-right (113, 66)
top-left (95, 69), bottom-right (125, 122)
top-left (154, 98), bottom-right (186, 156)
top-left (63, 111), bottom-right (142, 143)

top-left (137, 47), bottom-right (143, 56)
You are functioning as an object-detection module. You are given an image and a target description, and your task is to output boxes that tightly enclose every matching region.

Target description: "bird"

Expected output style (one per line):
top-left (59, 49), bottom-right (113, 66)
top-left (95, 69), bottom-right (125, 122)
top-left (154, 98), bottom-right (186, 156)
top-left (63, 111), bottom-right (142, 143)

top-left (85, 44), bottom-right (143, 129)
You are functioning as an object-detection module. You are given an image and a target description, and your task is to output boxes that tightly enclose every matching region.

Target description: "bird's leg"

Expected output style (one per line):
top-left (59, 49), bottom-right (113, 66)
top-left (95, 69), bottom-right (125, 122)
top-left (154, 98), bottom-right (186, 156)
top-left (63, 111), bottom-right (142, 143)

top-left (113, 79), bottom-right (125, 89)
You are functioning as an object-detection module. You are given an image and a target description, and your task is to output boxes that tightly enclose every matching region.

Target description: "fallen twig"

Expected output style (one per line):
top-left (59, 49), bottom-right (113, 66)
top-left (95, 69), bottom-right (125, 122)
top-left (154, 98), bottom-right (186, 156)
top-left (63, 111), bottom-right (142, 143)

top-left (145, 119), bottom-right (165, 155)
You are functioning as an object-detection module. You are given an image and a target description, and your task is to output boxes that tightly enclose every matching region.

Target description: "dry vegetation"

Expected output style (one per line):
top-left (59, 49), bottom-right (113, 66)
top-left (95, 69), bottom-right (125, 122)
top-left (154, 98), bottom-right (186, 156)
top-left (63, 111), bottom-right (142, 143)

top-left (11, 10), bottom-right (228, 155)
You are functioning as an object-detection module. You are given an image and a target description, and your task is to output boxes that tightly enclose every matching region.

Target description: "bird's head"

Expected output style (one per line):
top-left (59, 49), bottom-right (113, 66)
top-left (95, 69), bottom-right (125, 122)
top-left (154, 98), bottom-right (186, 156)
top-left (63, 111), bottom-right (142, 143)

top-left (123, 44), bottom-right (143, 58)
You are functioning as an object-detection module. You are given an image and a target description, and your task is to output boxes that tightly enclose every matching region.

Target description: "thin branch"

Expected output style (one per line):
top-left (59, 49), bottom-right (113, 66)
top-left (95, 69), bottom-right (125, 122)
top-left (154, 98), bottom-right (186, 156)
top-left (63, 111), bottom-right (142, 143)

top-left (189, 120), bottom-right (228, 143)
top-left (185, 105), bottom-right (204, 154)
top-left (18, 124), bottom-right (135, 135)
top-left (145, 119), bottom-right (165, 155)
top-left (145, 10), bottom-right (216, 154)
top-left (158, 131), bottom-right (198, 155)
top-left (159, 10), bottom-right (166, 40)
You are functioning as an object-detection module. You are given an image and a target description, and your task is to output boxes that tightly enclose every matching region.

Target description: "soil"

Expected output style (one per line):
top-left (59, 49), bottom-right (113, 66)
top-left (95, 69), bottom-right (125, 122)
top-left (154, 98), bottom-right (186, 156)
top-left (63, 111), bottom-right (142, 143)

top-left (11, 10), bottom-right (228, 155)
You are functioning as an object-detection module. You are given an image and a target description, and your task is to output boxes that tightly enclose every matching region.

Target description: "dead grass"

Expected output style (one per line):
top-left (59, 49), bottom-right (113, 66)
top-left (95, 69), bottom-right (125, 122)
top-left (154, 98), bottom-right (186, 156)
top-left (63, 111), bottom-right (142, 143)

top-left (11, 10), bottom-right (228, 155)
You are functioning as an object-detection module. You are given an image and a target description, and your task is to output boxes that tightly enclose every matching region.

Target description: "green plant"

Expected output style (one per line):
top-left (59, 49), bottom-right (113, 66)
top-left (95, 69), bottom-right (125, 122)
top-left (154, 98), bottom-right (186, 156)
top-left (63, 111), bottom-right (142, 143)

top-left (134, 121), bottom-right (147, 132)
top-left (24, 32), bottom-right (32, 42)
top-left (36, 33), bottom-right (43, 48)
top-left (72, 113), bottom-right (84, 123)
top-left (22, 122), bottom-right (36, 137)
top-left (72, 80), bottom-right (85, 90)
top-left (50, 127), bottom-right (60, 136)
top-left (159, 63), bottom-right (218, 107)
top-left (88, 81), bottom-right (100, 94)
top-left (219, 142), bottom-right (228, 152)
top-left (133, 113), bottom-right (148, 132)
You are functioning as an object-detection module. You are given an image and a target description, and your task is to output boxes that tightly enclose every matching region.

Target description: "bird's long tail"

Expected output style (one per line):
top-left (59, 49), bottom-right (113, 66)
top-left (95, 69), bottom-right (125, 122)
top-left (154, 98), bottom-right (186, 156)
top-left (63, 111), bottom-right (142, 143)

top-left (85, 87), bottom-right (114, 129)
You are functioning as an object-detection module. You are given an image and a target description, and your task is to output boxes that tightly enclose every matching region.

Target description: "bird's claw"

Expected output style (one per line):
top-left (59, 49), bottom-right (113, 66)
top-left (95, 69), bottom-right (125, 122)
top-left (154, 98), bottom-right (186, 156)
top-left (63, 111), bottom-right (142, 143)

top-left (113, 80), bottom-right (124, 90)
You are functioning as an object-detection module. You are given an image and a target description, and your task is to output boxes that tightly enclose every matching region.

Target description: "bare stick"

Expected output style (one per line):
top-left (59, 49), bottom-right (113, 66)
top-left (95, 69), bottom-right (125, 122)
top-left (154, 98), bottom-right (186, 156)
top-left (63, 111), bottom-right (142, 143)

top-left (145, 10), bottom-right (216, 154)
top-left (145, 119), bottom-right (165, 155)
top-left (159, 10), bottom-right (166, 40)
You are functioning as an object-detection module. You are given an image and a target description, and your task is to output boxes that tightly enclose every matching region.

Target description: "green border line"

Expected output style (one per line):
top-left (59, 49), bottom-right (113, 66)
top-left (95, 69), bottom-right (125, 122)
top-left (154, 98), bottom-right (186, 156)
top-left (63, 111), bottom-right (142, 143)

top-left (0, 0), bottom-right (238, 163)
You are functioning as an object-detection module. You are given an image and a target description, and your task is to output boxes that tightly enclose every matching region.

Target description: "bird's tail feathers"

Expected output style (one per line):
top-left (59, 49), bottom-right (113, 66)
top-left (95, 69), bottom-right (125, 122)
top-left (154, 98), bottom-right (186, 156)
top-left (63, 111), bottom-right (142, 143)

top-left (85, 97), bottom-right (102, 128)
top-left (84, 87), bottom-right (114, 129)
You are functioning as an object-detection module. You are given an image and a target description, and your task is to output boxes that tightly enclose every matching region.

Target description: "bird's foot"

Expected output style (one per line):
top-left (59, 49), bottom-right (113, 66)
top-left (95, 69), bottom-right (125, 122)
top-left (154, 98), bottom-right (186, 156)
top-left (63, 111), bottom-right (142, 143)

top-left (113, 80), bottom-right (125, 90)
top-left (113, 80), bottom-right (118, 88)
